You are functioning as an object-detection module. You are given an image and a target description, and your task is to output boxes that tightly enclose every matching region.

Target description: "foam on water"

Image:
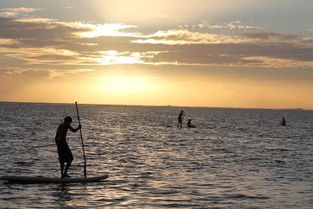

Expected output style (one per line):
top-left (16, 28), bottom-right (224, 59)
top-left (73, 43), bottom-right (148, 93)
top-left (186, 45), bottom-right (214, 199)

top-left (1, 102), bottom-right (313, 208)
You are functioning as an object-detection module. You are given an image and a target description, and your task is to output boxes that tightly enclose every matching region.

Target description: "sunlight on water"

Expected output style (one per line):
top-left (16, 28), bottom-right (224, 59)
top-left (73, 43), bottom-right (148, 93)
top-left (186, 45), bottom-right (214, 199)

top-left (1, 103), bottom-right (313, 208)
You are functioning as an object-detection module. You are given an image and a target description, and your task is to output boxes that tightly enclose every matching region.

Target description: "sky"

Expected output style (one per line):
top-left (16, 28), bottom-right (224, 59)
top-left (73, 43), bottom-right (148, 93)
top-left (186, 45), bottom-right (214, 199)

top-left (0, 0), bottom-right (313, 109)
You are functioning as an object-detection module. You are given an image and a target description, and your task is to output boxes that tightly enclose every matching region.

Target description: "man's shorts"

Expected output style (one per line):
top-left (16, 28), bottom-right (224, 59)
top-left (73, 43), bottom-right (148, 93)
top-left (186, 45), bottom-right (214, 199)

top-left (56, 141), bottom-right (73, 163)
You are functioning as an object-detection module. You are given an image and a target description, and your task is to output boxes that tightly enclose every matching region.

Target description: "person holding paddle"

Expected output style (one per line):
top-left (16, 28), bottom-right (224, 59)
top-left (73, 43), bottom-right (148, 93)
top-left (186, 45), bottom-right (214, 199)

top-left (55, 116), bottom-right (81, 178)
top-left (177, 110), bottom-right (184, 128)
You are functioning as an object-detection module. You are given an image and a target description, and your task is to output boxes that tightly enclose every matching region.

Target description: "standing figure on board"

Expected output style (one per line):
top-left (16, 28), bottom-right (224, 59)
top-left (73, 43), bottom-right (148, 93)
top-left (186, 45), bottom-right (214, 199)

top-left (280, 117), bottom-right (286, 126)
top-left (177, 110), bottom-right (184, 128)
top-left (55, 116), bottom-right (81, 178)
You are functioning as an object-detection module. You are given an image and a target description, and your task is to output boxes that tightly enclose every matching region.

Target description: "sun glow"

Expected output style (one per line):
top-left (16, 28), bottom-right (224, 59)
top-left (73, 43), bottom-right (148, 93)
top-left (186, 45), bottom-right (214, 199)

top-left (101, 75), bottom-right (154, 92)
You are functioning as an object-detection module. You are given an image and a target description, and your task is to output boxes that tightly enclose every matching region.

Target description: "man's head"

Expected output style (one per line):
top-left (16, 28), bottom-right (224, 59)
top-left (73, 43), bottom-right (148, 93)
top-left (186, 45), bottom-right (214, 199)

top-left (64, 116), bottom-right (73, 124)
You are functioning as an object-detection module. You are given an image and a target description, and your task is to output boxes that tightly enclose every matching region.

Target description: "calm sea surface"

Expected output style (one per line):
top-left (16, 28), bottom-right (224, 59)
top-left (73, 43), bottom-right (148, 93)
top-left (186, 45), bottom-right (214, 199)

top-left (1, 102), bottom-right (313, 208)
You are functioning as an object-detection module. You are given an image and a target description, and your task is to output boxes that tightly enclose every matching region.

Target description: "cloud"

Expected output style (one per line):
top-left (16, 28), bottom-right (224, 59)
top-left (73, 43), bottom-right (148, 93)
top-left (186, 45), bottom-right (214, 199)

top-left (133, 30), bottom-right (313, 67)
top-left (0, 7), bottom-right (41, 18)
top-left (76, 23), bottom-right (141, 38)
top-left (1, 14), bottom-right (313, 69)
top-left (181, 20), bottom-right (262, 31)
top-left (133, 29), bottom-right (249, 45)
top-left (61, 6), bottom-right (73, 10)
top-left (242, 32), bottom-right (300, 42)
top-left (14, 17), bottom-right (56, 23)
top-left (0, 38), bottom-right (17, 46)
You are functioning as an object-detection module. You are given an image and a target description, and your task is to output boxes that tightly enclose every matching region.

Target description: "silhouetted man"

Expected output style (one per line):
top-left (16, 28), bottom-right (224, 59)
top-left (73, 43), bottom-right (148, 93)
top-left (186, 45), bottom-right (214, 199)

top-left (55, 116), bottom-right (81, 178)
top-left (177, 110), bottom-right (184, 128)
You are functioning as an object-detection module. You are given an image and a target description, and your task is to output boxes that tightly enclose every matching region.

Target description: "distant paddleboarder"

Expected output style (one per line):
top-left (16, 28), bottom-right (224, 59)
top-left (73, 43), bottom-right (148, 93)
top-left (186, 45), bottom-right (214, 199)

top-left (280, 117), bottom-right (286, 126)
top-left (177, 110), bottom-right (184, 128)
top-left (55, 116), bottom-right (81, 178)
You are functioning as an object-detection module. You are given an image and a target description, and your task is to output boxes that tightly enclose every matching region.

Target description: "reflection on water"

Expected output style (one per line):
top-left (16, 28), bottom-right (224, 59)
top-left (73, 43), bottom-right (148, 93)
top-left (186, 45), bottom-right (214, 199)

top-left (54, 184), bottom-right (72, 203)
top-left (1, 103), bottom-right (313, 208)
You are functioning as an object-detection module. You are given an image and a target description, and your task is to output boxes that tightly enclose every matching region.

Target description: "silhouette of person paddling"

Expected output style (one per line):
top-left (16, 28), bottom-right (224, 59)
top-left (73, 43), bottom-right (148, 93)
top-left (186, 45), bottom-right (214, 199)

top-left (280, 117), bottom-right (286, 126)
top-left (177, 110), bottom-right (184, 128)
top-left (55, 116), bottom-right (81, 178)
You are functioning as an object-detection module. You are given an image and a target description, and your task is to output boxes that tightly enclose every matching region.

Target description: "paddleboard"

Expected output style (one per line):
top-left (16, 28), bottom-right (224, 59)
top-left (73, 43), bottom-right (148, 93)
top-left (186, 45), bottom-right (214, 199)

top-left (0, 174), bottom-right (108, 184)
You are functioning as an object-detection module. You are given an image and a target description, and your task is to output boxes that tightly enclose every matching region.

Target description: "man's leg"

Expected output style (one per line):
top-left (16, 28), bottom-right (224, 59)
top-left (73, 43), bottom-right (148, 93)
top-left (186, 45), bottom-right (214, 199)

top-left (63, 160), bottom-right (72, 177)
top-left (63, 146), bottom-right (74, 177)
top-left (60, 162), bottom-right (64, 178)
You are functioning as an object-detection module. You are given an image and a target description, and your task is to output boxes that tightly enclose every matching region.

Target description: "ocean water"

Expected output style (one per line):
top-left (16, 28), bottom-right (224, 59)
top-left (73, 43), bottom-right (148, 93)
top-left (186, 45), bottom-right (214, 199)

top-left (0, 102), bottom-right (313, 209)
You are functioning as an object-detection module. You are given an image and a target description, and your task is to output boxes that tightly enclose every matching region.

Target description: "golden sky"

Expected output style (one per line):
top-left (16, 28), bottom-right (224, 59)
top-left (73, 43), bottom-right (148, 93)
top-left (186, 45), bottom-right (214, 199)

top-left (0, 0), bottom-right (313, 109)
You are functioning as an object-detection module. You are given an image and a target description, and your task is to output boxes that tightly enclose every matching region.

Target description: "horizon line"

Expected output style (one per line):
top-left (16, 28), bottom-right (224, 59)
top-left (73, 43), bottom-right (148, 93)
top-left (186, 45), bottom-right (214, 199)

top-left (0, 100), bottom-right (311, 111)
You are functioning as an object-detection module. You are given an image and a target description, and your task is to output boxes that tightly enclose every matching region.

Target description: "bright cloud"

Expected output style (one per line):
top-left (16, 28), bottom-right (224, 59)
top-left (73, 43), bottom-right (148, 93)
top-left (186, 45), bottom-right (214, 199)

top-left (0, 38), bottom-right (18, 46)
top-left (0, 7), bottom-right (40, 18)
top-left (133, 29), bottom-right (249, 45)
top-left (14, 17), bottom-right (56, 23)
top-left (198, 20), bottom-right (262, 31)
top-left (100, 50), bottom-right (144, 65)
top-left (77, 23), bottom-right (141, 38)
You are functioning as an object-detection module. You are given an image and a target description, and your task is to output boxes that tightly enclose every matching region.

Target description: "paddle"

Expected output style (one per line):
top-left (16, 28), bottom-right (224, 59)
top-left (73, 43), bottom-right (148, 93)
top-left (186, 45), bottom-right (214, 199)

top-left (75, 102), bottom-right (87, 178)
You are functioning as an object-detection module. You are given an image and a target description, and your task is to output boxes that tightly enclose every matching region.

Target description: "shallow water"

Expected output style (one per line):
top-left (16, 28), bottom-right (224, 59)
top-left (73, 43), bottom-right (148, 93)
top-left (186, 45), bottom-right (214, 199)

top-left (1, 102), bottom-right (313, 208)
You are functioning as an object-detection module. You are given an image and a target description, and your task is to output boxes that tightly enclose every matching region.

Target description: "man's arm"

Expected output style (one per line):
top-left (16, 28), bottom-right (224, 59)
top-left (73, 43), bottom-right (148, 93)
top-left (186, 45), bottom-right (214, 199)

top-left (69, 124), bottom-right (81, 132)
